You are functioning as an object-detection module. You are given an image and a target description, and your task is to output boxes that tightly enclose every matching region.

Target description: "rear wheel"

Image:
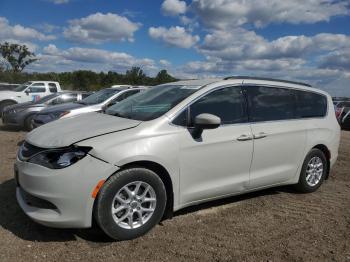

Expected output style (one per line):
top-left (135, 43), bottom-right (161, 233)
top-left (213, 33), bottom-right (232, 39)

top-left (295, 149), bottom-right (327, 193)
top-left (94, 168), bottom-right (167, 241)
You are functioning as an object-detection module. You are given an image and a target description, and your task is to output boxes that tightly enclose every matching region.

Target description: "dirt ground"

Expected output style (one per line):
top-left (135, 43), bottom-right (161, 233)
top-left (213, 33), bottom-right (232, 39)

top-left (0, 122), bottom-right (349, 262)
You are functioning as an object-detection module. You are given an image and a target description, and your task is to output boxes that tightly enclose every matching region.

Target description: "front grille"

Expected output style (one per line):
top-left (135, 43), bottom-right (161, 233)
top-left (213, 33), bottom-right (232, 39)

top-left (19, 188), bottom-right (57, 210)
top-left (18, 142), bottom-right (45, 161)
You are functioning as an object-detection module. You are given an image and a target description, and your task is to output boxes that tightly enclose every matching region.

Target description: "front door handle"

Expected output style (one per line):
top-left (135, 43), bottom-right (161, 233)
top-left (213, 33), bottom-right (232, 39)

top-left (237, 134), bottom-right (253, 141)
top-left (253, 132), bottom-right (268, 139)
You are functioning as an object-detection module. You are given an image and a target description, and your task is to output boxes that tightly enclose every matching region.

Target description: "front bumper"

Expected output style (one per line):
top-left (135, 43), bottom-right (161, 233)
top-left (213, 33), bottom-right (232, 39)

top-left (2, 111), bottom-right (20, 126)
top-left (16, 154), bottom-right (119, 228)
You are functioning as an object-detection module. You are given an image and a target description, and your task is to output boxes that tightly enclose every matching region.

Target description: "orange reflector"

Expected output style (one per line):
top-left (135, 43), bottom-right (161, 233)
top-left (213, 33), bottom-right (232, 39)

top-left (92, 180), bottom-right (105, 198)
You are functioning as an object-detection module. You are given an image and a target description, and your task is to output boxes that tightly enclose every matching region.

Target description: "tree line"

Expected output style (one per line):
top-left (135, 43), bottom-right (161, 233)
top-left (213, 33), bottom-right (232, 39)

top-left (0, 42), bottom-right (177, 90)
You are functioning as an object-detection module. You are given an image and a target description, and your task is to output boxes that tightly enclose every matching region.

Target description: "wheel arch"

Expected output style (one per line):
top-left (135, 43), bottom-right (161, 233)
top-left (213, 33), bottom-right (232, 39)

top-left (93, 160), bottom-right (175, 223)
top-left (312, 144), bottom-right (331, 179)
top-left (120, 161), bottom-right (174, 220)
top-left (0, 99), bottom-right (18, 106)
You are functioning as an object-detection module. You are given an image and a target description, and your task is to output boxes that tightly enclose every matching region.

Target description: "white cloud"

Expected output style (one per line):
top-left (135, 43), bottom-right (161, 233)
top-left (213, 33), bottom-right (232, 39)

top-left (35, 23), bottom-right (60, 33)
top-left (29, 45), bottom-right (158, 75)
top-left (0, 17), bottom-right (55, 41)
top-left (63, 13), bottom-right (141, 44)
top-left (319, 48), bottom-right (350, 70)
top-left (199, 29), bottom-right (350, 62)
top-left (161, 0), bottom-right (187, 16)
top-left (159, 59), bottom-right (171, 67)
top-left (149, 26), bottom-right (199, 48)
top-left (192, 0), bottom-right (349, 29)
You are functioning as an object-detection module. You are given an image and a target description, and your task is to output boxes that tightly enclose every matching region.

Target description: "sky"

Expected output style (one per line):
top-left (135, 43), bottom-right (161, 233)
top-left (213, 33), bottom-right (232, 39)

top-left (0, 0), bottom-right (350, 95)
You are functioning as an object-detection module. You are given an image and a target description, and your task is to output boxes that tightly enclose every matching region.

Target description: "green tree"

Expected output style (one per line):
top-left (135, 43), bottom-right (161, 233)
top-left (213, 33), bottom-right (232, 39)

top-left (0, 42), bottom-right (38, 72)
top-left (154, 69), bottom-right (176, 84)
top-left (125, 67), bottom-right (146, 84)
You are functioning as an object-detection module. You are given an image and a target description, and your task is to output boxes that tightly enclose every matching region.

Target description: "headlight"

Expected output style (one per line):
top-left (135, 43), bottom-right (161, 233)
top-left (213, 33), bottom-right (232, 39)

top-left (28, 146), bottom-right (91, 169)
top-left (8, 108), bottom-right (25, 114)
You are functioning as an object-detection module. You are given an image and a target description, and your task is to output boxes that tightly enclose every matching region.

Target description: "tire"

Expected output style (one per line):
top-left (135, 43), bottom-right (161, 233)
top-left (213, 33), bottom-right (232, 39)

top-left (295, 149), bottom-right (328, 193)
top-left (0, 101), bottom-right (17, 116)
top-left (24, 114), bottom-right (35, 131)
top-left (94, 168), bottom-right (167, 241)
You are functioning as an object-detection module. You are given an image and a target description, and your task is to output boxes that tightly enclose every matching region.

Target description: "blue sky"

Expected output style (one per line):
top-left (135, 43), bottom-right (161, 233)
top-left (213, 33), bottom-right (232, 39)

top-left (0, 0), bottom-right (350, 95)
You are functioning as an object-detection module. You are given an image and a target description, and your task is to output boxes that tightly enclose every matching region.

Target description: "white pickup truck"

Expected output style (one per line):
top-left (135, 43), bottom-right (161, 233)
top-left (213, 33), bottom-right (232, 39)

top-left (0, 81), bottom-right (62, 114)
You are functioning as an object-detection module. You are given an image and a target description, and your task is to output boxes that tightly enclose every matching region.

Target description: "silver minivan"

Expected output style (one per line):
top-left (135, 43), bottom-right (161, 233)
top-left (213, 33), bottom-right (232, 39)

top-left (15, 77), bottom-right (340, 240)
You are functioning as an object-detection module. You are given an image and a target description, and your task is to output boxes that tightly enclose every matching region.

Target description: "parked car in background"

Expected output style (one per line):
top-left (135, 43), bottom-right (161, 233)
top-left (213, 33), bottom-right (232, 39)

top-left (334, 101), bottom-right (350, 127)
top-left (0, 81), bottom-right (62, 114)
top-left (0, 83), bottom-right (19, 91)
top-left (341, 111), bottom-right (350, 129)
top-left (15, 77), bottom-right (340, 241)
top-left (32, 86), bottom-right (145, 128)
top-left (1, 91), bottom-right (92, 130)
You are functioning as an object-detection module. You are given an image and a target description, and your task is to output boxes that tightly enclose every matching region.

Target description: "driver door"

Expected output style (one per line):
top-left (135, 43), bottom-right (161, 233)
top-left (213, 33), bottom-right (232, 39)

top-left (175, 86), bottom-right (253, 205)
top-left (25, 84), bottom-right (47, 102)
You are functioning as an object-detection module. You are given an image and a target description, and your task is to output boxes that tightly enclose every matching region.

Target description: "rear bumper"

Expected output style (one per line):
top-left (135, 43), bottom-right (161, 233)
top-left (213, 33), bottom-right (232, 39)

top-left (16, 154), bottom-right (119, 228)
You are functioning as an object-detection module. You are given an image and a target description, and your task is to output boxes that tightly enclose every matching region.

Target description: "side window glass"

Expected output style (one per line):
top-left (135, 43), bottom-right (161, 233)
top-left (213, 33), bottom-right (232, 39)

top-left (172, 109), bottom-right (188, 127)
top-left (49, 83), bottom-right (58, 93)
top-left (113, 90), bottom-right (138, 103)
top-left (189, 86), bottom-right (247, 126)
top-left (295, 90), bottom-right (327, 118)
top-left (27, 86), bottom-right (46, 93)
top-left (245, 86), bottom-right (296, 122)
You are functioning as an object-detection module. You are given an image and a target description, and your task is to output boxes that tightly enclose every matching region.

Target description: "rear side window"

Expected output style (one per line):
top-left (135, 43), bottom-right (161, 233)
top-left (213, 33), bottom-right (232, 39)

top-left (244, 86), bottom-right (296, 122)
top-left (295, 90), bottom-right (327, 118)
top-left (188, 86), bottom-right (247, 126)
top-left (49, 83), bottom-right (58, 93)
top-left (28, 86), bottom-right (46, 93)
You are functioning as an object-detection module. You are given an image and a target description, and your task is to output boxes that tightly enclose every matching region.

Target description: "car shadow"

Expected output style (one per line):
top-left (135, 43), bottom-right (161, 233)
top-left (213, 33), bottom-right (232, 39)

top-left (0, 177), bottom-right (296, 243)
top-left (0, 125), bottom-right (23, 132)
top-left (173, 186), bottom-right (288, 217)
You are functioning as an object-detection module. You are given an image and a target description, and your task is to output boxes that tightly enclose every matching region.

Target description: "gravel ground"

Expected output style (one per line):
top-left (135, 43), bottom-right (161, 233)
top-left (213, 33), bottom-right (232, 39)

top-left (0, 122), bottom-right (349, 262)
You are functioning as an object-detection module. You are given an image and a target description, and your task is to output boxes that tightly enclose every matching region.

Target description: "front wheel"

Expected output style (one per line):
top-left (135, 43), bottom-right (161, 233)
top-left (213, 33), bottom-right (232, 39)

top-left (295, 149), bottom-right (328, 193)
top-left (0, 101), bottom-right (17, 116)
top-left (94, 168), bottom-right (167, 241)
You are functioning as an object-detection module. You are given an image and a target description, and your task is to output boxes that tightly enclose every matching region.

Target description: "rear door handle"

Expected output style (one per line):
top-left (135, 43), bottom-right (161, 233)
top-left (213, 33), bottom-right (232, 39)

top-left (253, 132), bottom-right (268, 139)
top-left (237, 134), bottom-right (253, 141)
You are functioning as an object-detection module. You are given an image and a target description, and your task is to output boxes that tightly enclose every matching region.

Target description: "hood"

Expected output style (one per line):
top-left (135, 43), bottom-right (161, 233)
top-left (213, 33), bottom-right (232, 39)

top-left (6, 101), bottom-right (46, 111)
top-left (39, 102), bottom-right (85, 114)
top-left (26, 112), bottom-right (141, 148)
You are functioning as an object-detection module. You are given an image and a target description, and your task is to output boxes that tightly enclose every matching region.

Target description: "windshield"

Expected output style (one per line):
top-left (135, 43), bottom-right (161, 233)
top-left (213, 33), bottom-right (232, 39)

top-left (13, 82), bottom-right (31, 92)
top-left (106, 85), bottom-right (201, 121)
top-left (79, 88), bottom-right (119, 105)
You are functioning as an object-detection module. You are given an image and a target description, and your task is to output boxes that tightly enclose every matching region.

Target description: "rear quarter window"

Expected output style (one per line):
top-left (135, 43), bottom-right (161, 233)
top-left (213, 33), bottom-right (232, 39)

top-left (295, 90), bottom-right (328, 118)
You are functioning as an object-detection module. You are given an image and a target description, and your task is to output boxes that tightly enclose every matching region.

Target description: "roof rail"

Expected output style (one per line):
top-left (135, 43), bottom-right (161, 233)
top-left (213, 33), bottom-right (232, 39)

top-left (223, 76), bottom-right (312, 87)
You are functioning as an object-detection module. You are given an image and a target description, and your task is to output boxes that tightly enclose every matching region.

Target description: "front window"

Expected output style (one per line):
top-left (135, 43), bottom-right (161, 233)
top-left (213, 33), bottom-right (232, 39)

top-left (78, 88), bottom-right (120, 105)
top-left (106, 85), bottom-right (201, 121)
top-left (13, 82), bottom-right (32, 92)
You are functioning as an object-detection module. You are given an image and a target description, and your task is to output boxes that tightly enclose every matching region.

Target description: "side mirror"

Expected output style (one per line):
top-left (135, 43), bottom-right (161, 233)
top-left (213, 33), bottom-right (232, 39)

top-left (25, 90), bottom-right (30, 95)
top-left (191, 113), bottom-right (221, 139)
